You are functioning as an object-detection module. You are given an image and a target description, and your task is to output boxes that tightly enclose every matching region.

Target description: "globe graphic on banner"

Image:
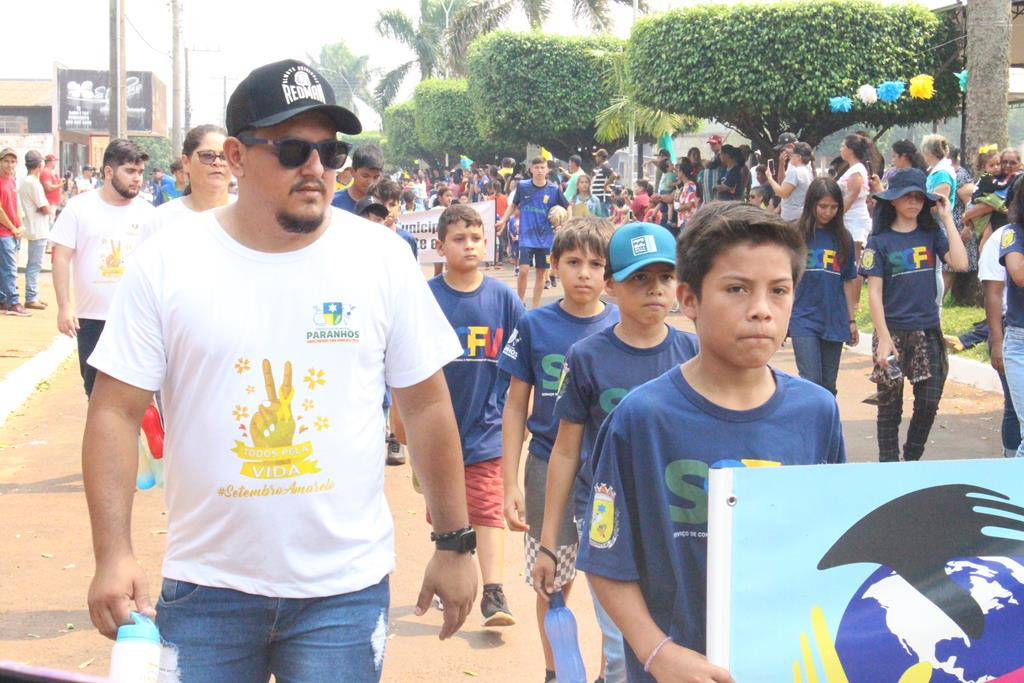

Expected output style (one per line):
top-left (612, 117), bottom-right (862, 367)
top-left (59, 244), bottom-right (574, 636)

top-left (833, 557), bottom-right (1024, 681)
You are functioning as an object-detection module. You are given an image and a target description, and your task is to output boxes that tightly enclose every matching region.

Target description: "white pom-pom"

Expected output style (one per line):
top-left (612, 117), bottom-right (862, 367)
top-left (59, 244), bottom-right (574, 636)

top-left (856, 84), bottom-right (878, 105)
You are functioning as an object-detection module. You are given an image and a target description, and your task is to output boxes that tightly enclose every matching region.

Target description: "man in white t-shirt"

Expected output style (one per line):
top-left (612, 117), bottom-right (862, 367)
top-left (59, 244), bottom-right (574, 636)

top-left (83, 59), bottom-right (477, 682)
top-left (17, 151), bottom-right (53, 309)
top-left (51, 139), bottom-right (152, 395)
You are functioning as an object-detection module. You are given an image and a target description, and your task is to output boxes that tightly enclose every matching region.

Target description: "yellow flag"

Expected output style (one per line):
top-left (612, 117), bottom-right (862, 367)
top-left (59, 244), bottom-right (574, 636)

top-left (539, 146), bottom-right (553, 161)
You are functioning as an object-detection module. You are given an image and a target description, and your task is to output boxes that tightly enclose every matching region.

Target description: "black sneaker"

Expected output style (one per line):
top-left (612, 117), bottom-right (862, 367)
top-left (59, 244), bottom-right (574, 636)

top-left (481, 584), bottom-right (515, 627)
top-left (385, 434), bottom-right (406, 466)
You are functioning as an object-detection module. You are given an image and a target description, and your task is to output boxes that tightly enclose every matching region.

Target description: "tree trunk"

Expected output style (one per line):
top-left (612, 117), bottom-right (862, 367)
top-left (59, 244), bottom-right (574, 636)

top-left (964, 0), bottom-right (1011, 174)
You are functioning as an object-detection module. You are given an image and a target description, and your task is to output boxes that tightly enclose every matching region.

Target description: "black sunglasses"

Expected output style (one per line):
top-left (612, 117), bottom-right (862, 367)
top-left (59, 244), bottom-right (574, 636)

top-left (237, 135), bottom-right (350, 170)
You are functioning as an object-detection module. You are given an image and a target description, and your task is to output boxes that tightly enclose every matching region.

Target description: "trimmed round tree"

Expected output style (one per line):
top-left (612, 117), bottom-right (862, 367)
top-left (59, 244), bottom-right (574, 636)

top-left (382, 101), bottom-right (433, 168)
top-left (467, 31), bottom-right (625, 161)
top-left (413, 78), bottom-right (506, 164)
top-left (628, 0), bottom-right (960, 152)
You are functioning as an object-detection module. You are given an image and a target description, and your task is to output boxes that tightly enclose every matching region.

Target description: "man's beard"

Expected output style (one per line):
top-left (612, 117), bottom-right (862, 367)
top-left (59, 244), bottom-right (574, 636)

top-left (111, 174), bottom-right (139, 200)
top-left (276, 209), bottom-right (325, 234)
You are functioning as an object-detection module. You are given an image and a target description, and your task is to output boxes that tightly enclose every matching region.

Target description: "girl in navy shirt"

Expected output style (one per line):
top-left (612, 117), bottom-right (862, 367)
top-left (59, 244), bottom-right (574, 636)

top-left (789, 177), bottom-right (859, 394)
top-left (859, 168), bottom-right (967, 462)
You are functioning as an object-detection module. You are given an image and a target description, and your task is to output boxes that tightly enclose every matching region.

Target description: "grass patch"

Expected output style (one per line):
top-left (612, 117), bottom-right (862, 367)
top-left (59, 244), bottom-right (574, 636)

top-left (853, 289), bottom-right (990, 363)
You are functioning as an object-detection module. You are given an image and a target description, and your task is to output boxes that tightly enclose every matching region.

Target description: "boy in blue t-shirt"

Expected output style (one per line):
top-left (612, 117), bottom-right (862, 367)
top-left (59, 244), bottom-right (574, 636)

top-left (497, 157), bottom-right (569, 309)
top-left (576, 203), bottom-right (846, 682)
top-left (498, 216), bottom-right (619, 681)
top-left (428, 204), bottom-right (525, 627)
top-left (534, 222), bottom-right (699, 683)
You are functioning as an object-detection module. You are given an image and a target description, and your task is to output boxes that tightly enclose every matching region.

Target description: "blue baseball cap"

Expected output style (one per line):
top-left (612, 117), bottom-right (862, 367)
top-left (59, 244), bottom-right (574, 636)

top-left (608, 222), bottom-right (677, 282)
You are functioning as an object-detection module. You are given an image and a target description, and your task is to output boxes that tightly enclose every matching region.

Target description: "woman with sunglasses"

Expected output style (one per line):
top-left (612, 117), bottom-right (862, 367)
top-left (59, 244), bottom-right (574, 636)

top-left (143, 124), bottom-right (233, 239)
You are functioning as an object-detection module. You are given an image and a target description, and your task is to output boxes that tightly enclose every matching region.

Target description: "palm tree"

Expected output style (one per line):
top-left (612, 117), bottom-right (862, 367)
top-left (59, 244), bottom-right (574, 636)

top-left (309, 42), bottom-right (376, 115)
top-left (446, 0), bottom-right (644, 71)
top-left (373, 0), bottom-right (471, 111)
top-left (591, 47), bottom-right (697, 145)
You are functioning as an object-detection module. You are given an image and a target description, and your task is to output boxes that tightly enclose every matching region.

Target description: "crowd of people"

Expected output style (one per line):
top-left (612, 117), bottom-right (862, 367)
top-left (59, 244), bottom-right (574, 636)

top-left (1, 55), bottom-right (1020, 683)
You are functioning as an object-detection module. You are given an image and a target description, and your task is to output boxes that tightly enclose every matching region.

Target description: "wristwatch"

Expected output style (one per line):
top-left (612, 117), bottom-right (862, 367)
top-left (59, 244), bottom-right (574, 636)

top-left (431, 526), bottom-right (477, 553)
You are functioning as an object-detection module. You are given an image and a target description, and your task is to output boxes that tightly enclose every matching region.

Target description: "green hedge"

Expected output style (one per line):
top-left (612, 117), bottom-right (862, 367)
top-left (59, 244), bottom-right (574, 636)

top-left (628, 0), bottom-right (960, 151)
top-left (467, 32), bottom-right (624, 160)
top-left (414, 78), bottom-right (508, 164)
top-left (382, 101), bottom-right (427, 168)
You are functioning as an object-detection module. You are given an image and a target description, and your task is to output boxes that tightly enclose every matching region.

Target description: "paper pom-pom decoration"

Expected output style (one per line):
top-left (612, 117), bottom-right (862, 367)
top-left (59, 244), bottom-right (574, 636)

top-left (856, 84), bottom-right (878, 105)
top-left (955, 70), bottom-right (968, 93)
top-left (909, 74), bottom-right (935, 99)
top-left (829, 96), bottom-right (853, 113)
top-left (877, 80), bottom-right (905, 103)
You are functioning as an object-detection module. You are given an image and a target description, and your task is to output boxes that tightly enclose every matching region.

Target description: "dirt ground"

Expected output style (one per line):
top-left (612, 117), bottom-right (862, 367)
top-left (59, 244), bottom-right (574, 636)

top-left (0, 266), bottom-right (1007, 681)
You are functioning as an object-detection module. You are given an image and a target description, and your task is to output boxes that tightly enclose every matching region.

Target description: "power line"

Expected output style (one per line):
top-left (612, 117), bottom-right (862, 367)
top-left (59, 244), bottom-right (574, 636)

top-left (126, 13), bottom-right (171, 58)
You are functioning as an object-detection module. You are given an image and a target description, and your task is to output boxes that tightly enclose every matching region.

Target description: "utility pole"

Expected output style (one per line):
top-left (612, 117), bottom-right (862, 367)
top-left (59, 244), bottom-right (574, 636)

top-left (184, 48), bottom-right (191, 133)
top-left (108, 0), bottom-right (126, 139)
top-left (171, 0), bottom-right (183, 157)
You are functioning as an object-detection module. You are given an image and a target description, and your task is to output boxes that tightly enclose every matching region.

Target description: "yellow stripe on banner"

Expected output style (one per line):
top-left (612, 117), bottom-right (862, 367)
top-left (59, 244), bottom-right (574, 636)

top-left (810, 606), bottom-right (849, 683)
top-left (793, 661), bottom-right (805, 683)
top-left (800, 633), bottom-right (819, 683)
top-left (898, 662), bottom-right (934, 683)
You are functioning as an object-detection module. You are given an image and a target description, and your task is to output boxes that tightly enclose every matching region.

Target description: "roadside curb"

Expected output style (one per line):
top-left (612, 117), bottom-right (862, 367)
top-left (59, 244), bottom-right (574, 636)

top-left (849, 331), bottom-right (1002, 395)
top-left (0, 334), bottom-right (76, 428)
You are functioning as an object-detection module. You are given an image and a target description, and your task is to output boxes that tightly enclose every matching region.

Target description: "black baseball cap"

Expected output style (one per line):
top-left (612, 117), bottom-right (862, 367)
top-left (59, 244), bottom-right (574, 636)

top-left (355, 196), bottom-right (389, 220)
top-left (226, 59), bottom-right (362, 137)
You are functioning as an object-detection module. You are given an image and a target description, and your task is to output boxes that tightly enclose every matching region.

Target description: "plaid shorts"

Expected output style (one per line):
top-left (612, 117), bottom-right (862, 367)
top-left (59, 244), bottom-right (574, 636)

top-left (524, 532), bottom-right (578, 589)
top-left (523, 453), bottom-right (578, 588)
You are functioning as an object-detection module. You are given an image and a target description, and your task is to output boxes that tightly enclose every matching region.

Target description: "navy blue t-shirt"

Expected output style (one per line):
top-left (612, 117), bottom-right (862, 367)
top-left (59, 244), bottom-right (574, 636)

top-left (790, 229), bottom-right (857, 341)
top-left (429, 275), bottom-right (525, 465)
top-left (716, 165), bottom-right (741, 200)
top-left (554, 325), bottom-right (699, 522)
top-left (397, 228), bottom-right (418, 259)
top-left (998, 224), bottom-right (1024, 327)
top-left (576, 368), bottom-right (845, 682)
top-left (331, 188), bottom-right (357, 213)
top-left (497, 301), bottom-right (620, 461)
top-left (858, 227), bottom-right (949, 330)
top-left (512, 179), bottom-right (568, 250)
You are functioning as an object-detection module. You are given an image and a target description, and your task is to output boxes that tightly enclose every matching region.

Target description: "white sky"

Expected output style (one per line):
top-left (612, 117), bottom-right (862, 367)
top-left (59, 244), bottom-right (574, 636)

top-left (5, 0), bottom-right (940, 134)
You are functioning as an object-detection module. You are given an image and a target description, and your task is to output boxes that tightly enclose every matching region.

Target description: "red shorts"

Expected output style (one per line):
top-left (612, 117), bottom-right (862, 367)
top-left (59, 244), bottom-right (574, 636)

top-left (426, 457), bottom-right (504, 529)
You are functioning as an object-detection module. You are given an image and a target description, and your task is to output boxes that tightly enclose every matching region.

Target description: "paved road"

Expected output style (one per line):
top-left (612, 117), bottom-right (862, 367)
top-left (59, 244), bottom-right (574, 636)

top-left (0, 263), bottom-right (1006, 681)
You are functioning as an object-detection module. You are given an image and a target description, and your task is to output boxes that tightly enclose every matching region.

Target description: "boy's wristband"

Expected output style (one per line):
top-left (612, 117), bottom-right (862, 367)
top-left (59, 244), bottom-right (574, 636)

top-left (644, 636), bottom-right (673, 673)
top-left (538, 545), bottom-right (558, 569)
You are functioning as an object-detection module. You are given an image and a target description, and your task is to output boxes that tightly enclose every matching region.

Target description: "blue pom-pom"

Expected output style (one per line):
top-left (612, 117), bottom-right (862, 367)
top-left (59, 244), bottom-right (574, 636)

top-left (877, 80), bottom-right (905, 103)
top-left (829, 96), bottom-right (853, 113)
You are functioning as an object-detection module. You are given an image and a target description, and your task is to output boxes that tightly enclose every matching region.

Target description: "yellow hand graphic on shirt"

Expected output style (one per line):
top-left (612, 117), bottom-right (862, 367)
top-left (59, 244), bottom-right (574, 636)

top-left (250, 359), bottom-right (295, 448)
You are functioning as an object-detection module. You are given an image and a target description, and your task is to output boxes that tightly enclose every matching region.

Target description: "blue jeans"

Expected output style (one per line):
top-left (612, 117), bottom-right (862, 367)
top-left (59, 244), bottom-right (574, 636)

top-left (1001, 326), bottom-right (1024, 458)
top-left (25, 238), bottom-right (45, 303)
top-left (790, 336), bottom-right (844, 395)
top-left (156, 576), bottom-right (390, 682)
top-left (0, 235), bottom-right (18, 306)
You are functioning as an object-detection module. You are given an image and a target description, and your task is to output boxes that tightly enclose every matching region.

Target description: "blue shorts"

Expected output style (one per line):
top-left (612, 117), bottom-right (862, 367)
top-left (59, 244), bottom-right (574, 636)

top-left (518, 246), bottom-right (550, 269)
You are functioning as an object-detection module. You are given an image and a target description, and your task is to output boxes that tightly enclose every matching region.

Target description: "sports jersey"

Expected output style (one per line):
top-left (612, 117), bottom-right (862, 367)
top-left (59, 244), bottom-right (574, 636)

top-left (512, 179), bottom-right (568, 250)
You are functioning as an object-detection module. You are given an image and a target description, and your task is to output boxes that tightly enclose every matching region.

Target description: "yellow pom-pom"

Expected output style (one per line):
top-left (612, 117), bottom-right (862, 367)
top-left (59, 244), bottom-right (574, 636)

top-left (909, 74), bottom-right (935, 100)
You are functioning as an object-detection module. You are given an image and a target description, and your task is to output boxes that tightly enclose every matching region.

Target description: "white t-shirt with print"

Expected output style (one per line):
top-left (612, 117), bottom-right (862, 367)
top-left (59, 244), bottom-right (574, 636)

top-left (49, 191), bottom-right (153, 320)
top-left (780, 163), bottom-right (813, 221)
top-left (979, 226), bottom-right (1008, 315)
top-left (88, 207), bottom-right (462, 598)
top-left (142, 194), bottom-right (237, 241)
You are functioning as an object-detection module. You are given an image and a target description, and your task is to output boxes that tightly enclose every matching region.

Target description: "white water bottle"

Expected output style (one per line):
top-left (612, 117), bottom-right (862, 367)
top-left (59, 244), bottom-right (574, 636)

top-left (109, 612), bottom-right (161, 683)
